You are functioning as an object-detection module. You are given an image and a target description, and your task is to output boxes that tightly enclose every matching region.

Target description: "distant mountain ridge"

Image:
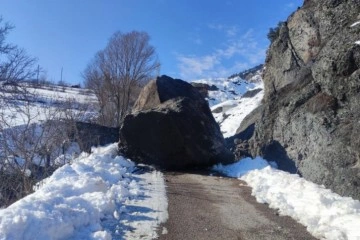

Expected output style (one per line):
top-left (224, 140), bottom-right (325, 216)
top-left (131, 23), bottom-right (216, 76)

top-left (191, 65), bottom-right (263, 107)
top-left (191, 66), bottom-right (264, 138)
top-left (228, 64), bottom-right (264, 82)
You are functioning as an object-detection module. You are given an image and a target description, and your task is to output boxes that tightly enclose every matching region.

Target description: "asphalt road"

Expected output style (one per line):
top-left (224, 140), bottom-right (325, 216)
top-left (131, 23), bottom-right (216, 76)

top-left (157, 172), bottom-right (317, 240)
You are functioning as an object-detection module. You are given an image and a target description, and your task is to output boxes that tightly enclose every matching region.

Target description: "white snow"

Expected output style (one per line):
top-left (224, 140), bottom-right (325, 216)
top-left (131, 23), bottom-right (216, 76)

top-left (191, 67), bottom-right (264, 138)
top-left (350, 21), bottom-right (360, 27)
top-left (213, 156), bottom-right (275, 177)
top-left (0, 144), bottom-right (168, 240)
top-left (0, 84), bottom-right (99, 173)
top-left (118, 169), bottom-right (168, 239)
top-left (0, 84), bottom-right (98, 128)
top-left (193, 72), bottom-right (264, 138)
top-left (213, 158), bottom-right (360, 240)
top-left (193, 77), bottom-right (259, 107)
top-left (355, 41), bottom-right (360, 45)
top-left (211, 83), bottom-right (263, 138)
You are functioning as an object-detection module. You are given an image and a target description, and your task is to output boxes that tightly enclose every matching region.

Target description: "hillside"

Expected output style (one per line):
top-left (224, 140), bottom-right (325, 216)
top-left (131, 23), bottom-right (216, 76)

top-left (0, 83), bottom-right (99, 206)
top-left (192, 66), bottom-right (264, 138)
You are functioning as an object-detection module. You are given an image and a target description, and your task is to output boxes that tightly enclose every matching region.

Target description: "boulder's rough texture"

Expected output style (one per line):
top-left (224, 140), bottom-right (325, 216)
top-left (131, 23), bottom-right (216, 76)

top-left (119, 75), bottom-right (234, 170)
top-left (238, 0), bottom-right (360, 199)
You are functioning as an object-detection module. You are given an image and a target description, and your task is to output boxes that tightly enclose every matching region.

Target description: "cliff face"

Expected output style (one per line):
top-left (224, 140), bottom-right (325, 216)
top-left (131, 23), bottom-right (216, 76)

top-left (243, 0), bottom-right (360, 199)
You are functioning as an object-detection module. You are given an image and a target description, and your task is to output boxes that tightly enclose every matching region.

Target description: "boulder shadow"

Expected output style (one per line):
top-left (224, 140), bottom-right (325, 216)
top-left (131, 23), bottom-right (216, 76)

top-left (263, 140), bottom-right (298, 175)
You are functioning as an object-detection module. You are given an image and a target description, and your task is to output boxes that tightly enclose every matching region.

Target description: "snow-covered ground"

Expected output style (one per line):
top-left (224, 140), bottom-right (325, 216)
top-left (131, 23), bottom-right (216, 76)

top-left (0, 84), bottom-right (98, 173)
top-left (213, 159), bottom-right (360, 240)
top-left (351, 21), bottom-right (360, 45)
top-left (0, 84), bottom-right (98, 127)
top-left (350, 21), bottom-right (360, 27)
top-left (211, 82), bottom-right (263, 138)
top-left (193, 69), bottom-right (264, 138)
top-left (0, 144), bottom-right (168, 240)
top-left (192, 75), bottom-right (261, 107)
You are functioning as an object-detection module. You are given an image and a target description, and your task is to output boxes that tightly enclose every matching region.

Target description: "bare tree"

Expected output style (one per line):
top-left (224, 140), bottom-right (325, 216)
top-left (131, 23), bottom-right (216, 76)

top-left (0, 17), bottom-right (37, 85)
top-left (0, 90), bottom-right (93, 206)
top-left (0, 16), bottom-right (92, 207)
top-left (0, 16), bottom-right (14, 55)
top-left (83, 31), bottom-right (160, 127)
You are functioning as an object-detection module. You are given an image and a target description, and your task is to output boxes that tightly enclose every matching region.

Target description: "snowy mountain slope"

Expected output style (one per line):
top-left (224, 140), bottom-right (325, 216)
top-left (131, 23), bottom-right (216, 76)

top-left (0, 84), bottom-right (98, 127)
top-left (0, 144), bottom-right (168, 240)
top-left (211, 82), bottom-right (263, 138)
top-left (193, 67), bottom-right (264, 138)
top-left (192, 77), bottom-right (259, 107)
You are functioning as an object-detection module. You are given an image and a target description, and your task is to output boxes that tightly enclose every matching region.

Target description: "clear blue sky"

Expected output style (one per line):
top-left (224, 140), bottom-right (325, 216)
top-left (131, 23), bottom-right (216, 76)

top-left (1, 0), bottom-right (302, 84)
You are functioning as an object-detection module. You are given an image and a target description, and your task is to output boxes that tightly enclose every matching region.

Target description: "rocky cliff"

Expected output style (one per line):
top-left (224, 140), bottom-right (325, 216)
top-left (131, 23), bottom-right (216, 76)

top-left (239, 0), bottom-right (360, 199)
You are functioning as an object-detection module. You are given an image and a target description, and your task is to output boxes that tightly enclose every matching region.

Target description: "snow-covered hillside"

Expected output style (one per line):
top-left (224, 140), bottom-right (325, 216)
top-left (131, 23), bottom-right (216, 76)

top-left (0, 84), bottom-right (100, 207)
top-left (192, 67), bottom-right (264, 138)
top-left (0, 84), bottom-right (99, 169)
top-left (0, 84), bottom-right (98, 127)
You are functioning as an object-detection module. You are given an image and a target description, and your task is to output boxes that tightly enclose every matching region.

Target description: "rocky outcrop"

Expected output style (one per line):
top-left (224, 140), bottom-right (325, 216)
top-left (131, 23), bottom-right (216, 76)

top-left (119, 75), bottom-right (234, 170)
top-left (239, 0), bottom-right (360, 199)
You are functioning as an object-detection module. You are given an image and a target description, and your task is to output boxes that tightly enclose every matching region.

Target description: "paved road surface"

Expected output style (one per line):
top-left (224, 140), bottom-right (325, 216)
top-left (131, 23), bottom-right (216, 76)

top-left (157, 172), bottom-right (317, 240)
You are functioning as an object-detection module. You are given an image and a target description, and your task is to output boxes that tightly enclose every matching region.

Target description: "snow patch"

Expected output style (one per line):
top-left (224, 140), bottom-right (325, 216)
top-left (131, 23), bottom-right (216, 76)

top-left (213, 156), bottom-right (274, 177)
top-left (350, 21), bottom-right (360, 27)
top-left (192, 77), bottom-right (258, 107)
top-left (118, 170), bottom-right (168, 239)
top-left (211, 86), bottom-right (263, 138)
top-left (355, 41), bottom-right (360, 45)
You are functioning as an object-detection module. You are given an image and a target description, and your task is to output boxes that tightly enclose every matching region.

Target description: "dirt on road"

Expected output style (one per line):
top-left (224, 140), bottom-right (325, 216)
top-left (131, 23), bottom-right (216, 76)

top-left (157, 172), bottom-right (317, 240)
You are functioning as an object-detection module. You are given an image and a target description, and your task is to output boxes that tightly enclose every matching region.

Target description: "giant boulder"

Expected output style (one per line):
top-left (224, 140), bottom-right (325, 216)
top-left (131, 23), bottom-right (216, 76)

top-left (119, 75), bottom-right (234, 170)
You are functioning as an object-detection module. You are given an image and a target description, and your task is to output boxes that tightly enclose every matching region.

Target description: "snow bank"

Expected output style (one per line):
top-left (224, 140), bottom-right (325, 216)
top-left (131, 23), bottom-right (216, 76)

top-left (213, 158), bottom-right (360, 240)
top-left (0, 143), bottom-right (168, 240)
top-left (213, 156), bottom-right (274, 177)
top-left (242, 167), bottom-right (360, 240)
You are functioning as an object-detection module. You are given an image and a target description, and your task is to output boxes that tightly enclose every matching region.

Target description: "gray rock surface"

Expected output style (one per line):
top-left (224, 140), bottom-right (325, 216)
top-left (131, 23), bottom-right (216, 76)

top-left (239, 0), bottom-right (360, 199)
top-left (119, 75), bottom-right (234, 170)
